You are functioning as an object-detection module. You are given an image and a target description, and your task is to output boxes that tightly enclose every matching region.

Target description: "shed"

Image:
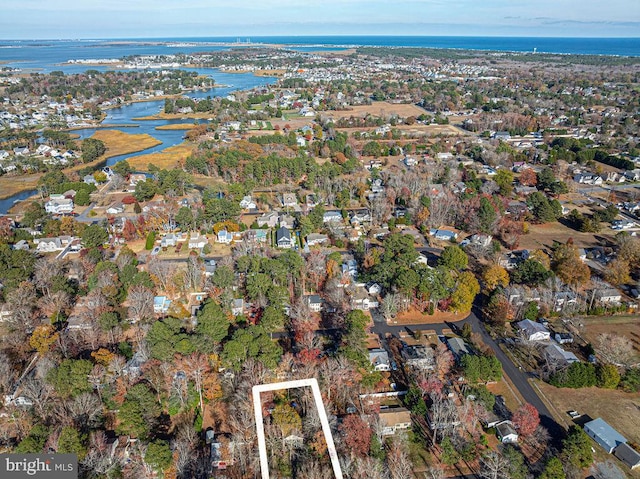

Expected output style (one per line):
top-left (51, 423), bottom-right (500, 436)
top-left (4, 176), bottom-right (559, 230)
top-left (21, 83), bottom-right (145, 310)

top-left (584, 418), bottom-right (627, 453)
top-left (614, 443), bottom-right (640, 470)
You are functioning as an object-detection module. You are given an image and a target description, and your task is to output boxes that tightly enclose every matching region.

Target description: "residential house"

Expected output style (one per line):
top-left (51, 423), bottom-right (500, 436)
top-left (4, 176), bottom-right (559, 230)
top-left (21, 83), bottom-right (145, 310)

top-left (402, 345), bottom-right (435, 371)
top-left (256, 211), bottom-right (279, 228)
top-left (342, 259), bottom-right (358, 278)
top-left (516, 319), bottom-right (551, 341)
top-left (0, 304), bottom-right (13, 323)
top-left (153, 296), bottom-right (171, 314)
top-left (304, 294), bottom-right (323, 313)
top-left (323, 211), bottom-right (343, 224)
top-left (574, 173), bottom-right (603, 185)
top-left (429, 229), bottom-right (458, 241)
top-left (584, 418), bottom-right (627, 454)
top-left (240, 195), bottom-right (256, 210)
top-left (351, 286), bottom-right (379, 311)
top-left (232, 298), bottom-right (244, 316)
top-left (446, 337), bottom-right (469, 361)
top-left (217, 229), bottom-right (233, 244)
top-left (369, 349), bottom-right (391, 372)
top-left (594, 288), bottom-right (622, 304)
top-left (544, 343), bottom-right (579, 368)
top-left (554, 291), bottom-right (578, 311)
top-left (554, 333), bottom-right (574, 344)
top-left (404, 156), bottom-right (417, 167)
top-left (306, 233), bottom-right (329, 246)
top-left (204, 259), bottom-right (217, 278)
top-left (12, 240), bottom-right (29, 251)
top-left (469, 234), bottom-right (492, 248)
top-left (614, 443), bottom-right (640, 470)
top-left (35, 237), bottom-right (63, 253)
top-left (83, 174), bottom-right (97, 185)
top-left (45, 197), bottom-right (74, 214)
top-left (306, 194), bottom-right (319, 207)
top-left (129, 173), bottom-right (147, 187)
top-left (161, 233), bottom-right (178, 248)
top-left (367, 283), bottom-right (382, 295)
top-left (188, 233), bottom-right (208, 249)
top-left (276, 227), bottom-right (295, 249)
top-left (106, 203), bottom-right (125, 215)
top-left (350, 211), bottom-right (371, 226)
top-left (378, 408), bottom-right (412, 436)
top-left (496, 421), bottom-right (519, 443)
top-left (493, 131), bottom-right (511, 141)
top-left (244, 229), bottom-right (268, 244)
top-left (280, 193), bottom-right (298, 208)
top-left (279, 214), bottom-right (295, 230)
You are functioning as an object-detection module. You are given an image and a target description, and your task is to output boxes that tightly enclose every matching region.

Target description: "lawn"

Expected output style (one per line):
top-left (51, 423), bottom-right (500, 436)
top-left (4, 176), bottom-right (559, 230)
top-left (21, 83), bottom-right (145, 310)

top-left (517, 220), bottom-right (616, 251)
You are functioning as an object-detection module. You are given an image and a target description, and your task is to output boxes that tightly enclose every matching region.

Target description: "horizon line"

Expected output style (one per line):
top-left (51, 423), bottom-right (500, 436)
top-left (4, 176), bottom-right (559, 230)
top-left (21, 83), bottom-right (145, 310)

top-left (2, 34), bottom-right (640, 41)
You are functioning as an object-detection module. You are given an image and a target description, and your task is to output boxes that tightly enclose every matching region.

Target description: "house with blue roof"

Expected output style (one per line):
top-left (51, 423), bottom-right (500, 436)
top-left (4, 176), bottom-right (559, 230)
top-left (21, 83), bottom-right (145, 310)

top-left (584, 418), bottom-right (627, 453)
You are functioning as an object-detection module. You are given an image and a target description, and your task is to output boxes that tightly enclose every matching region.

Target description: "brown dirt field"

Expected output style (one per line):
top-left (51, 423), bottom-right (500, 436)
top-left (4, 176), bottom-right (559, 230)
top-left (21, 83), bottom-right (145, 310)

top-left (126, 143), bottom-right (195, 171)
top-left (518, 221), bottom-right (616, 251)
top-left (393, 308), bottom-right (468, 325)
top-left (487, 379), bottom-right (524, 413)
top-left (580, 316), bottom-right (640, 363)
top-left (320, 101), bottom-right (428, 119)
top-left (536, 382), bottom-right (640, 445)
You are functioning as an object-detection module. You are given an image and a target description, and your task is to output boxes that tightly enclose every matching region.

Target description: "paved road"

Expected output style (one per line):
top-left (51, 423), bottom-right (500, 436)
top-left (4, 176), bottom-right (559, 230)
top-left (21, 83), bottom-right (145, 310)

top-left (370, 305), bottom-right (564, 441)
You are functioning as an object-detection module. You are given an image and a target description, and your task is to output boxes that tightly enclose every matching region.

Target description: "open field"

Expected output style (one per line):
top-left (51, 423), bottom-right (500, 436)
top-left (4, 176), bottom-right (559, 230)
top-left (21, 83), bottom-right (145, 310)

top-left (320, 101), bottom-right (428, 119)
top-left (80, 129), bottom-right (162, 164)
top-left (518, 220), bottom-right (617, 251)
top-left (579, 315), bottom-right (640, 363)
top-left (393, 308), bottom-right (468, 325)
top-left (536, 381), bottom-right (640, 454)
top-left (126, 143), bottom-right (194, 171)
top-left (154, 123), bottom-right (198, 130)
top-left (0, 175), bottom-right (41, 200)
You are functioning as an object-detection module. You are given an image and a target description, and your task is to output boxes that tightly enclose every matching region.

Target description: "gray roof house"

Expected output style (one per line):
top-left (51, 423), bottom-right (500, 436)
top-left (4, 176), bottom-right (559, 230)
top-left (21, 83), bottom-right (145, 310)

top-left (516, 319), bottom-right (551, 341)
top-left (584, 418), bottom-right (627, 453)
top-left (446, 337), bottom-right (469, 361)
top-left (496, 421), bottom-right (518, 443)
top-left (276, 227), bottom-right (295, 249)
top-left (368, 348), bottom-right (391, 372)
top-left (544, 343), bottom-right (579, 368)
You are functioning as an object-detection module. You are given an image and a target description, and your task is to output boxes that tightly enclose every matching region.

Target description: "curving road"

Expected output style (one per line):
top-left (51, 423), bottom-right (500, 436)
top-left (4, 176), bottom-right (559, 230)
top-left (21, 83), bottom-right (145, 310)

top-left (370, 305), bottom-right (564, 442)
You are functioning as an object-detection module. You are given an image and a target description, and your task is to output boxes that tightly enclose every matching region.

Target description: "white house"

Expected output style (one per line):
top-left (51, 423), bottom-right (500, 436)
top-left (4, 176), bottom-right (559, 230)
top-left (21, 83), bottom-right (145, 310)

top-left (307, 233), bottom-right (329, 246)
top-left (188, 233), bottom-right (208, 249)
top-left (106, 203), bottom-right (124, 215)
top-left (217, 229), bottom-right (233, 244)
top-left (280, 193), bottom-right (298, 208)
top-left (496, 421), bottom-right (519, 443)
top-left (45, 198), bottom-right (74, 214)
top-left (232, 298), bottom-right (244, 316)
top-left (35, 237), bottom-right (63, 253)
top-left (369, 349), bottom-right (391, 372)
top-left (323, 211), bottom-right (343, 224)
top-left (153, 296), bottom-right (171, 314)
top-left (240, 196), bottom-right (256, 210)
top-left (304, 294), bottom-right (323, 313)
top-left (379, 408), bottom-right (412, 436)
top-left (430, 229), bottom-right (458, 241)
top-left (516, 319), bottom-right (551, 341)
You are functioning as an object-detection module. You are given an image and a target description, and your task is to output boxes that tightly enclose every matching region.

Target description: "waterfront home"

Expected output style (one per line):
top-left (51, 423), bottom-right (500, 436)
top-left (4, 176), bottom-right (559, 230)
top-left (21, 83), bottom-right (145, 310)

top-left (45, 198), bottom-right (74, 214)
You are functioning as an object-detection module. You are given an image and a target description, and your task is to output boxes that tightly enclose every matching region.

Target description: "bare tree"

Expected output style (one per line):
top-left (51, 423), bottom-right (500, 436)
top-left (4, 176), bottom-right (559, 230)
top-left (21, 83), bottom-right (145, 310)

top-left (147, 258), bottom-right (173, 292)
top-left (0, 352), bottom-right (16, 396)
top-left (595, 333), bottom-right (636, 368)
top-left (386, 436), bottom-right (413, 479)
top-left (479, 451), bottom-right (511, 479)
top-left (127, 285), bottom-right (154, 322)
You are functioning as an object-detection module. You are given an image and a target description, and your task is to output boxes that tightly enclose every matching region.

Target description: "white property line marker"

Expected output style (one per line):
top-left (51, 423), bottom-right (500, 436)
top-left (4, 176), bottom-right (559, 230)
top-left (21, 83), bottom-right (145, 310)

top-left (252, 378), bottom-right (344, 479)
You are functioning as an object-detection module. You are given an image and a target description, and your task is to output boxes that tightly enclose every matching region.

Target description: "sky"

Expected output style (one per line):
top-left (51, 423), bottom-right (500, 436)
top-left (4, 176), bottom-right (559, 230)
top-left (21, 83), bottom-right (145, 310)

top-left (1, 0), bottom-right (639, 39)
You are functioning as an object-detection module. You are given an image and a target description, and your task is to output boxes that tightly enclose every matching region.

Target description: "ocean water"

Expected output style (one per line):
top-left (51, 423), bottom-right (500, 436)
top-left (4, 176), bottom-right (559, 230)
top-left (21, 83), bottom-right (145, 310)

top-left (0, 36), bottom-right (638, 74)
